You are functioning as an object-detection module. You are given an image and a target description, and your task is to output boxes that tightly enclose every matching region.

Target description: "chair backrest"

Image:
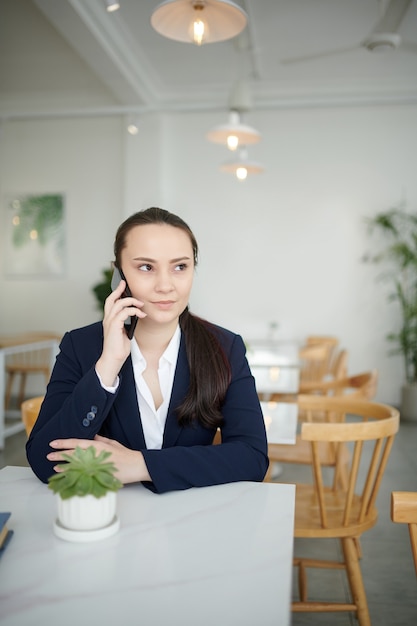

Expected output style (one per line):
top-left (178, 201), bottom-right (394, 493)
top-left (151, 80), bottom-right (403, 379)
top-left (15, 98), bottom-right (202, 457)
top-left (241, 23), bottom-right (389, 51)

top-left (300, 370), bottom-right (378, 399)
top-left (298, 395), bottom-right (399, 529)
top-left (330, 348), bottom-right (348, 380)
top-left (5, 332), bottom-right (61, 368)
top-left (7, 347), bottom-right (53, 371)
top-left (299, 343), bottom-right (334, 384)
top-left (391, 491), bottom-right (417, 578)
top-left (21, 396), bottom-right (44, 436)
top-left (306, 335), bottom-right (339, 373)
top-left (306, 335), bottom-right (339, 350)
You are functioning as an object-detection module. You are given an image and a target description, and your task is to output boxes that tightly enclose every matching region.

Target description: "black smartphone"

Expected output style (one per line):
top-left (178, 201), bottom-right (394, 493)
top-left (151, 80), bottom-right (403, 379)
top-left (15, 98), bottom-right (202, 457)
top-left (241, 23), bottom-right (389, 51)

top-left (111, 266), bottom-right (139, 340)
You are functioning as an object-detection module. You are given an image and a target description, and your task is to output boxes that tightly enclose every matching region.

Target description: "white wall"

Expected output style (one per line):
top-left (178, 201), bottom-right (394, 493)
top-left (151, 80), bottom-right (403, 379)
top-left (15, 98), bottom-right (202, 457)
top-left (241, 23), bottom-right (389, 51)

top-left (0, 116), bottom-right (124, 334)
top-left (1, 104), bottom-right (416, 405)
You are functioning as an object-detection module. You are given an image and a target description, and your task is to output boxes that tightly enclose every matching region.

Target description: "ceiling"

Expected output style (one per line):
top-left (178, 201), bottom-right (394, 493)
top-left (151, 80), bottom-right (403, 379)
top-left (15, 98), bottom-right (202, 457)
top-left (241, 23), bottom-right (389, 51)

top-left (1, 0), bottom-right (417, 120)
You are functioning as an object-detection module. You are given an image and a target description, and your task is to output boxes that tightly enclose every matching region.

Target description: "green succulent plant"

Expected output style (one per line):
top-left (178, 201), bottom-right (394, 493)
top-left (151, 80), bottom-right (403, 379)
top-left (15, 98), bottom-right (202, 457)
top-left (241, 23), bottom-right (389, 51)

top-left (48, 446), bottom-right (123, 500)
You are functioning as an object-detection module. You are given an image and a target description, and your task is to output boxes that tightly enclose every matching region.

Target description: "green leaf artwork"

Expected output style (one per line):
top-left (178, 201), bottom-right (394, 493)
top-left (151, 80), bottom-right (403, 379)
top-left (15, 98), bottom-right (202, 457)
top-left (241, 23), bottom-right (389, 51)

top-left (5, 193), bottom-right (65, 276)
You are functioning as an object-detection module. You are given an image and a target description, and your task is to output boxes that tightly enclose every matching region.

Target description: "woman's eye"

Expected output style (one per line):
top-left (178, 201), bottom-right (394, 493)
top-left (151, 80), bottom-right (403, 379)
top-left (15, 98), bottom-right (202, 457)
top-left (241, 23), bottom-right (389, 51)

top-left (174, 263), bottom-right (187, 271)
top-left (139, 264), bottom-right (152, 272)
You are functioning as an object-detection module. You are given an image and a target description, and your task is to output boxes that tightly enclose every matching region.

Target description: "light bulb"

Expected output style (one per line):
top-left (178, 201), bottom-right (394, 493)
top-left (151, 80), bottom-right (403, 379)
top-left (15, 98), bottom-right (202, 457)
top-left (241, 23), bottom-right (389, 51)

top-left (127, 116), bottom-right (139, 135)
top-left (193, 19), bottom-right (206, 44)
top-left (127, 123), bottom-right (139, 135)
top-left (188, 3), bottom-right (208, 45)
top-left (227, 134), bottom-right (239, 151)
top-left (236, 167), bottom-right (248, 181)
top-left (105, 1), bottom-right (120, 12)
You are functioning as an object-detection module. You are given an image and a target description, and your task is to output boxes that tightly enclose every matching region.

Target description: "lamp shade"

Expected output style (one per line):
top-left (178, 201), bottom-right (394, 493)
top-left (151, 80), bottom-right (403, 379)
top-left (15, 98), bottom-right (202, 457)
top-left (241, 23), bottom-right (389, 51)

top-left (206, 111), bottom-right (260, 150)
top-left (151, 0), bottom-right (247, 45)
top-left (220, 148), bottom-right (264, 180)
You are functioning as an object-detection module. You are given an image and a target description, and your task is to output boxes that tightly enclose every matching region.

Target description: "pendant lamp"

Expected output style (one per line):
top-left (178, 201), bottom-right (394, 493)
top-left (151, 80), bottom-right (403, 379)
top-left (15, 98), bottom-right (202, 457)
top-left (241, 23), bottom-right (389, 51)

top-left (220, 148), bottom-right (264, 180)
top-left (151, 0), bottom-right (247, 45)
top-left (206, 110), bottom-right (260, 151)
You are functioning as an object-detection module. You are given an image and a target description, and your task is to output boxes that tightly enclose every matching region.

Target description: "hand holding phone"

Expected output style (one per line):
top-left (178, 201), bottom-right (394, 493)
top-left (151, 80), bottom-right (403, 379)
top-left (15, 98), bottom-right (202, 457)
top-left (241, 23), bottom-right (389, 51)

top-left (111, 266), bottom-right (139, 340)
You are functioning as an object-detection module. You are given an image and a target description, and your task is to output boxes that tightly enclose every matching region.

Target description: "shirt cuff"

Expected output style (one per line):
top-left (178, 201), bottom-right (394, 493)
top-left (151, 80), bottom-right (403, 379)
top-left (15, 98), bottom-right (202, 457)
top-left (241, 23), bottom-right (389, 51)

top-left (95, 368), bottom-right (120, 393)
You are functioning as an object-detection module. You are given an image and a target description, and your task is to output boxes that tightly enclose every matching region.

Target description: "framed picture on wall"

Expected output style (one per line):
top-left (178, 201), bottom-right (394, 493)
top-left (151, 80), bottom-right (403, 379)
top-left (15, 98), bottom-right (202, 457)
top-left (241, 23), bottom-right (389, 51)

top-left (3, 193), bottom-right (66, 278)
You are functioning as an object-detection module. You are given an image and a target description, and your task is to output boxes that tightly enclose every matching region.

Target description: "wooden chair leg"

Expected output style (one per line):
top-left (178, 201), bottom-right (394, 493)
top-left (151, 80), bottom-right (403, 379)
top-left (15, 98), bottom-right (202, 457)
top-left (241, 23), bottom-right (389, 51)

top-left (409, 525), bottom-right (417, 578)
top-left (342, 537), bottom-right (370, 626)
top-left (17, 373), bottom-right (27, 408)
top-left (4, 371), bottom-right (15, 410)
top-left (354, 536), bottom-right (363, 559)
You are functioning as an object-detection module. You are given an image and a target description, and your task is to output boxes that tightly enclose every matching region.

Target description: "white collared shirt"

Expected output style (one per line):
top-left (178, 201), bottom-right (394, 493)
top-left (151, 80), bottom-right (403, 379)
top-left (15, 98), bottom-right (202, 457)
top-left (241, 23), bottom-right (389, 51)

top-left (129, 325), bottom-right (181, 449)
top-left (96, 326), bottom-right (181, 449)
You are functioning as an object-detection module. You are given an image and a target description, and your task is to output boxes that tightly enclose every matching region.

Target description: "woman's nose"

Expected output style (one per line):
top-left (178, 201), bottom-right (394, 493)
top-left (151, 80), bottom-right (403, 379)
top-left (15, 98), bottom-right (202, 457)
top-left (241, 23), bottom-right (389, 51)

top-left (155, 271), bottom-right (174, 292)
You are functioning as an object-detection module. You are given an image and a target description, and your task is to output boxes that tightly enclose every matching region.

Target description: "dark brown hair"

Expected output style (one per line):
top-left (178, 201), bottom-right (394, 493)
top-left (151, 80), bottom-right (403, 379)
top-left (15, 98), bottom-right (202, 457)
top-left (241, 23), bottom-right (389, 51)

top-left (114, 207), bottom-right (230, 429)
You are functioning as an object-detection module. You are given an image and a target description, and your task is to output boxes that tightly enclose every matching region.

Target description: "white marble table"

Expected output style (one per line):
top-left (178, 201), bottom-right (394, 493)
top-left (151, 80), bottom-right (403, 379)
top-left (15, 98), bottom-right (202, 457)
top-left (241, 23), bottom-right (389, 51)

top-left (0, 467), bottom-right (295, 626)
top-left (248, 342), bottom-right (300, 397)
top-left (261, 401), bottom-right (298, 445)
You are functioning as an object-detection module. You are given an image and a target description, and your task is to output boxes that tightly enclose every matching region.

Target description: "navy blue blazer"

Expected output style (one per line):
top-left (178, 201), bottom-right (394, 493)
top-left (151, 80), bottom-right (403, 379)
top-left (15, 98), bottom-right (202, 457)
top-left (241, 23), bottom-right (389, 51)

top-left (26, 321), bottom-right (269, 493)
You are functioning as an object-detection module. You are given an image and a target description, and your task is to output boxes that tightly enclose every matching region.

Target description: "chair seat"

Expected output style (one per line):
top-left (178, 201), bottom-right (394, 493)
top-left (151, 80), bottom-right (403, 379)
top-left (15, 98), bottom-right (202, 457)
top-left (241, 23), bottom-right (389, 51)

top-left (391, 491), bottom-right (417, 578)
top-left (294, 483), bottom-right (378, 538)
top-left (21, 396), bottom-right (44, 436)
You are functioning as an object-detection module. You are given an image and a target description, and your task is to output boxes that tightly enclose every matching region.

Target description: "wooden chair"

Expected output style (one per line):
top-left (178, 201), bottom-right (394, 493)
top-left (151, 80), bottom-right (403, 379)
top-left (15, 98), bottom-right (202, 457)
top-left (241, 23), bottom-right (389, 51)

top-left (299, 343), bottom-right (333, 384)
top-left (306, 335), bottom-right (339, 349)
top-left (391, 491), bottom-right (417, 578)
top-left (5, 332), bottom-right (60, 410)
top-left (299, 370), bottom-right (378, 399)
top-left (21, 395), bottom-right (44, 436)
top-left (305, 335), bottom-right (339, 378)
top-left (329, 347), bottom-right (348, 380)
top-left (264, 371), bottom-right (378, 484)
top-left (293, 395), bottom-right (399, 625)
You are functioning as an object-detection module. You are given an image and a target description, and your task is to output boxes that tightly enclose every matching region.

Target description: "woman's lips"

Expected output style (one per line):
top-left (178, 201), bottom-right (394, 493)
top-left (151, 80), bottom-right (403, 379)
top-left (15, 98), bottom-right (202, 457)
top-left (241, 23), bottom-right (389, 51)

top-left (152, 300), bottom-right (175, 310)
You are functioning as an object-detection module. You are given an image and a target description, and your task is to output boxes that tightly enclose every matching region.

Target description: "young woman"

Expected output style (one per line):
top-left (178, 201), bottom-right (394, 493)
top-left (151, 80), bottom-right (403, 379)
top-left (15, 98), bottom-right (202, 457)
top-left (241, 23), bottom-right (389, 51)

top-left (26, 207), bottom-right (268, 493)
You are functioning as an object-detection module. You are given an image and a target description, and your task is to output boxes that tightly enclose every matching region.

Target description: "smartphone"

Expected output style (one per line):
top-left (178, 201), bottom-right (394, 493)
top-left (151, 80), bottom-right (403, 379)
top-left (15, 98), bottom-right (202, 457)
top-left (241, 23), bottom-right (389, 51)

top-left (111, 266), bottom-right (139, 340)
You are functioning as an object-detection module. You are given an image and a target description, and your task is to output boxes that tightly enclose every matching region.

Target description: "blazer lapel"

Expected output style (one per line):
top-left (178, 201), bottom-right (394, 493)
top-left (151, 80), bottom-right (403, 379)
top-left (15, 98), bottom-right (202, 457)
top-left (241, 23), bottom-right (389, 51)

top-left (162, 335), bottom-right (190, 448)
top-left (114, 356), bottom-right (147, 448)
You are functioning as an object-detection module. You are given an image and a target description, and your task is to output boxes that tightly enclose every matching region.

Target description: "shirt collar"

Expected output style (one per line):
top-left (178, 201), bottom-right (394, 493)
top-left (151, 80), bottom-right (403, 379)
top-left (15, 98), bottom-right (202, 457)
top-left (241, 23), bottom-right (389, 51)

top-left (131, 324), bottom-right (181, 368)
top-left (162, 324), bottom-right (181, 366)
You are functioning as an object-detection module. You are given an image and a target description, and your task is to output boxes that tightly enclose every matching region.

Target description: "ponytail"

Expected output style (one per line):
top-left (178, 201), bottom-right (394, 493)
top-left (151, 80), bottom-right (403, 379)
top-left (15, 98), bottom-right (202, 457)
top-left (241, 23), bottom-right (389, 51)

top-left (177, 308), bottom-right (231, 429)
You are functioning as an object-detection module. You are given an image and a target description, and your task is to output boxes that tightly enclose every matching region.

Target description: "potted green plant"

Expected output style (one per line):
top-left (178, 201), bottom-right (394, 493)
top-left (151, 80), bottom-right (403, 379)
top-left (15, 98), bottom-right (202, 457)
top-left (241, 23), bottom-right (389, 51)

top-left (364, 206), bottom-right (417, 420)
top-left (92, 267), bottom-right (113, 312)
top-left (48, 446), bottom-right (123, 541)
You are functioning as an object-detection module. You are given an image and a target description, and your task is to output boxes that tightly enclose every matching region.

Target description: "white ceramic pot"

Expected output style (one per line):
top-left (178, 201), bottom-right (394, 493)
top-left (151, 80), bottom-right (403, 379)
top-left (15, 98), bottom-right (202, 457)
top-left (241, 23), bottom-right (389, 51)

top-left (57, 492), bottom-right (117, 531)
top-left (401, 383), bottom-right (417, 422)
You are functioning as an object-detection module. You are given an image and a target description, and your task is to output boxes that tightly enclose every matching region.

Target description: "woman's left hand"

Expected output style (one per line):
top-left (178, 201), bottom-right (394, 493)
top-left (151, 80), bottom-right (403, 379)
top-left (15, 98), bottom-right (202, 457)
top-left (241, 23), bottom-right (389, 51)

top-left (47, 435), bottom-right (151, 484)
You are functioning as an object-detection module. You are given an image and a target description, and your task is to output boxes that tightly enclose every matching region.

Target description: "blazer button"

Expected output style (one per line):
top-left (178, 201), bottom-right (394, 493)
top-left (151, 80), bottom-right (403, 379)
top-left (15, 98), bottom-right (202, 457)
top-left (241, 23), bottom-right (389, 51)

top-left (82, 418), bottom-right (90, 427)
top-left (90, 405), bottom-right (98, 414)
top-left (86, 411), bottom-right (96, 421)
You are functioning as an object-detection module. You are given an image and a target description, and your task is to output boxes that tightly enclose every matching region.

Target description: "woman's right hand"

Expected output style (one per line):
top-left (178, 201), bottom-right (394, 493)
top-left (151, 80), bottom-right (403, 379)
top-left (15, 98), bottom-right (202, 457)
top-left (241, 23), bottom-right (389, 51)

top-left (95, 280), bottom-right (146, 386)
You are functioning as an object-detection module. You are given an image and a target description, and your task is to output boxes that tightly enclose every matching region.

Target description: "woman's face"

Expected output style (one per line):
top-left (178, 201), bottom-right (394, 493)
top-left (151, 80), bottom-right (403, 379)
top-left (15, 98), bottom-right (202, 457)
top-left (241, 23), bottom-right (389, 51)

top-left (120, 223), bottom-right (195, 327)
